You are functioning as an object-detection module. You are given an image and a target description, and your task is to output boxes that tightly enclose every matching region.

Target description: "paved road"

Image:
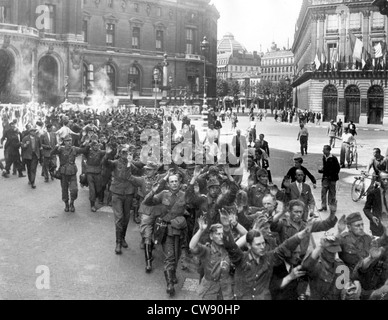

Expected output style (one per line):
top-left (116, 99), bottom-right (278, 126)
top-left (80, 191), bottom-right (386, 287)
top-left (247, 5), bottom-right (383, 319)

top-left (0, 115), bottom-right (387, 300)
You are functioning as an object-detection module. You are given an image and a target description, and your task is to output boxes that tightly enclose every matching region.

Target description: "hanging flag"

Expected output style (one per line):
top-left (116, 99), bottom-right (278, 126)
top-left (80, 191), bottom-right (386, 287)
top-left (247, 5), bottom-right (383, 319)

top-left (349, 32), bottom-right (364, 62)
top-left (374, 42), bottom-right (383, 58)
top-left (321, 47), bottom-right (327, 71)
top-left (362, 47), bottom-right (366, 69)
top-left (331, 49), bottom-right (338, 72)
top-left (314, 48), bottom-right (321, 71)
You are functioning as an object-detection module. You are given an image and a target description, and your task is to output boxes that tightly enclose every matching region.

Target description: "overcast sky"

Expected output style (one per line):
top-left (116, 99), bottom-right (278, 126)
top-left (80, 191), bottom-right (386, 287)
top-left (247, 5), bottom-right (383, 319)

top-left (210, 0), bottom-right (304, 53)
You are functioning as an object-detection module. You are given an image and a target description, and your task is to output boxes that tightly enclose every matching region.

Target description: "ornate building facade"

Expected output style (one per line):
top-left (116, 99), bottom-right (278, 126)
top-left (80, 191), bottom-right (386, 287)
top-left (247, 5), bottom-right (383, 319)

top-left (261, 42), bottom-right (294, 82)
top-left (292, 0), bottom-right (388, 125)
top-left (0, 0), bottom-right (219, 106)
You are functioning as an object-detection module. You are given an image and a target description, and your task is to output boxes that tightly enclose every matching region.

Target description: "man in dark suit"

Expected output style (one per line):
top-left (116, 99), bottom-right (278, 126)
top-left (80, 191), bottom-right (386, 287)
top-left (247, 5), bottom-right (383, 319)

top-left (363, 171), bottom-right (388, 237)
top-left (318, 145), bottom-right (340, 212)
top-left (40, 123), bottom-right (58, 182)
top-left (285, 169), bottom-right (316, 221)
top-left (21, 128), bottom-right (41, 189)
top-left (1, 120), bottom-right (25, 178)
top-left (232, 129), bottom-right (248, 166)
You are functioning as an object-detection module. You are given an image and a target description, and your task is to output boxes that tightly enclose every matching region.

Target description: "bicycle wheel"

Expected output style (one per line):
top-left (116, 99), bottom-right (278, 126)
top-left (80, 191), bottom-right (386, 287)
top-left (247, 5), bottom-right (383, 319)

top-left (351, 179), bottom-right (365, 202)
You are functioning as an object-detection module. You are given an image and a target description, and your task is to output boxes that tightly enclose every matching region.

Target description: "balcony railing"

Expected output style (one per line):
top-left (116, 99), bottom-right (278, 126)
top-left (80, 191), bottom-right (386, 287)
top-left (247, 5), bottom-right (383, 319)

top-left (0, 23), bottom-right (39, 37)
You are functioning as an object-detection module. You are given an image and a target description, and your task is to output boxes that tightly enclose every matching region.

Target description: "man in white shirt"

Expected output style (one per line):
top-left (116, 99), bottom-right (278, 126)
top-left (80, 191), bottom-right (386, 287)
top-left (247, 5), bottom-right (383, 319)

top-left (340, 128), bottom-right (356, 168)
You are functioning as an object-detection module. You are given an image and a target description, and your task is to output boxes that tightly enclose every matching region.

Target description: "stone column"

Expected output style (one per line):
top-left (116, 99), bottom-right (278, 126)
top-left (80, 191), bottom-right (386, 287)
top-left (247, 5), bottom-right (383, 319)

top-left (318, 13), bottom-right (326, 63)
top-left (311, 13), bottom-right (319, 63)
top-left (362, 10), bottom-right (371, 50)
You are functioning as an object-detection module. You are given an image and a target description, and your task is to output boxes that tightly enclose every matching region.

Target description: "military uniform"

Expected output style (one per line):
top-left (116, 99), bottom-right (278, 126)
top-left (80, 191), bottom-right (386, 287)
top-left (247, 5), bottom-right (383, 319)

top-left (194, 242), bottom-right (234, 300)
top-left (247, 182), bottom-right (270, 208)
top-left (84, 144), bottom-right (106, 211)
top-left (51, 137), bottom-right (87, 212)
top-left (104, 156), bottom-right (138, 254)
top-left (144, 186), bottom-right (187, 296)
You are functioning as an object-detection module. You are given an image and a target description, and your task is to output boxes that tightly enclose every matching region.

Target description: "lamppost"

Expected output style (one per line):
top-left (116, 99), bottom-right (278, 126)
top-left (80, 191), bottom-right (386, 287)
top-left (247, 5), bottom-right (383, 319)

top-left (153, 68), bottom-right (160, 109)
top-left (168, 75), bottom-right (173, 105)
top-left (201, 36), bottom-right (210, 124)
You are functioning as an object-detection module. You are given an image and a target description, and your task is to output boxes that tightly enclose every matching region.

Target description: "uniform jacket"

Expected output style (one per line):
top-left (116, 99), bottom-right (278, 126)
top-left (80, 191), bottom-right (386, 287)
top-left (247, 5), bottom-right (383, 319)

top-left (51, 145), bottom-right (87, 176)
top-left (104, 158), bottom-right (137, 195)
top-left (223, 230), bottom-right (301, 300)
top-left (247, 182), bottom-right (270, 208)
top-left (40, 131), bottom-right (57, 158)
top-left (271, 214), bottom-right (338, 256)
top-left (1, 128), bottom-right (21, 154)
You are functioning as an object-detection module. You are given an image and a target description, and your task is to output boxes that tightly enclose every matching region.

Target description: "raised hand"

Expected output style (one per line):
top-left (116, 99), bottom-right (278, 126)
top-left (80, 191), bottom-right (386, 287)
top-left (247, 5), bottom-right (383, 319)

top-left (193, 165), bottom-right (202, 179)
top-left (369, 246), bottom-right (384, 260)
top-left (219, 208), bottom-right (230, 227)
top-left (289, 265), bottom-right (306, 281)
top-left (229, 212), bottom-right (238, 226)
top-left (197, 216), bottom-right (208, 232)
top-left (151, 182), bottom-right (160, 194)
top-left (337, 215), bottom-right (347, 234)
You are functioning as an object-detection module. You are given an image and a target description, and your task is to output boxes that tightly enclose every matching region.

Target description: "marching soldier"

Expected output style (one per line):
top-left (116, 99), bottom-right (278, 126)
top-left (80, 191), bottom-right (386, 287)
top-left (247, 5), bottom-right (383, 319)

top-left (143, 171), bottom-right (187, 297)
top-left (50, 135), bottom-right (87, 213)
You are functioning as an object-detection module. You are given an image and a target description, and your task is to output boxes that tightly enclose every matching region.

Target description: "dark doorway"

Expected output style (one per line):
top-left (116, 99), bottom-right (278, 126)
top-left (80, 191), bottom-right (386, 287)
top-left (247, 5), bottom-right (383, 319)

top-left (322, 84), bottom-right (338, 122)
top-left (345, 85), bottom-right (360, 124)
top-left (0, 49), bottom-right (15, 97)
top-left (368, 85), bottom-right (384, 125)
top-left (38, 55), bottom-right (59, 105)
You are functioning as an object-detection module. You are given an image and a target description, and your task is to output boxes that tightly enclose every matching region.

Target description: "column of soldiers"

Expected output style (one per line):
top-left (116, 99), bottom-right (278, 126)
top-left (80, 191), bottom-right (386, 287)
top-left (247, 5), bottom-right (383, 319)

top-left (1, 103), bottom-right (388, 300)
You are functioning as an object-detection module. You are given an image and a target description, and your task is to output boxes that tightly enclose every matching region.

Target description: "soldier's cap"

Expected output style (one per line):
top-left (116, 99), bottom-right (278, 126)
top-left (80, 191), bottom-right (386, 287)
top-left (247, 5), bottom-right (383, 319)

top-left (293, 156), bottom-right (303, 163)
top-left (322, 237), bottom-right (342, 253)
top-left (257, 168), bottom-right (269, 177)
top-left (346, 212), bottom-right (363, 225)
top-left (63, 135), bottom-right (72, 141)
top-left (207, 177), bottom-right (220, 188)
top-left (144, 161), bottom-right (159, 171)
top-left (184, 162), bottom-right (196, 169)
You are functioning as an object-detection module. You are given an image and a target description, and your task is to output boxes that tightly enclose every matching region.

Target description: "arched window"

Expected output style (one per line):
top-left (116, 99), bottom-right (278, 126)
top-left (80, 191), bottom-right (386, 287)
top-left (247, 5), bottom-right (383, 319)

top-left (105, 64), bottom-right (116, 94)
top-left (128, 65), bottom-right (141, 91)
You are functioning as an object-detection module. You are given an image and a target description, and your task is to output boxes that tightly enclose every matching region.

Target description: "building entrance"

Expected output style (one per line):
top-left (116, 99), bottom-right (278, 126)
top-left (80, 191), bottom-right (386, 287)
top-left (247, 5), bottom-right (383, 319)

top-left (368, 85), bottom-right (384, 125)
top-left (322, 84), bottom-right (338, 122)
top-left (345, 85), bottom-right (360, 124)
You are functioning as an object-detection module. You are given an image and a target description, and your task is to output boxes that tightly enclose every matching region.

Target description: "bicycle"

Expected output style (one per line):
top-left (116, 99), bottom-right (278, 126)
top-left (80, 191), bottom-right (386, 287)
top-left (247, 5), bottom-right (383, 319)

top-left (351, 171), bottom-right (378, 202)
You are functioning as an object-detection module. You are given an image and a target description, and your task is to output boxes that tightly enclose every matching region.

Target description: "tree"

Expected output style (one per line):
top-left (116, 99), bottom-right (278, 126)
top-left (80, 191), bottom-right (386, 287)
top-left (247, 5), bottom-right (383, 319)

top-left (216, 78), bottom-right (229, 98)
top-left (257, 80), bottom-right (273, 110)
top-left (227, 80), bottom-right (240, 97)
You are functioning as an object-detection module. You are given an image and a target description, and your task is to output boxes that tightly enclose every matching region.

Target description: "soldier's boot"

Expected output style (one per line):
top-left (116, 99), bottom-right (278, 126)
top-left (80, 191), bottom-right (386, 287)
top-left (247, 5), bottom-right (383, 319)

top-left (145, 244), bottom-right (153, 273)
top-left (180, 249), bottom-right (189, 271)
top-left (64, 201), bottom-right (70, 212)
top-left (133, 206), bottom-right (141, 224)
top-left (171, 269), bottom-right (178, 285)
top-left (69, 201), bottom-right (75, 213)
top-left (122, 226), bottom-right (128, 249)
top-left (115, 241), bottom-right (122, 255)
top-left (18, 171), bottom-right (25, 178)
top-left (2, 171), bottom-right (9, 178)
top-left (90, 201), bottom-right (97, 213)
top-left (164, 270), bottom-right (175, 297)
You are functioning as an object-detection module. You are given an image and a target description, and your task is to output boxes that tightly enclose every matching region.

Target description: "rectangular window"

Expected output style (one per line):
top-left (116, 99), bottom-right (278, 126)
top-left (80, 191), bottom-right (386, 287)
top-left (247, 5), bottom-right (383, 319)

top-left (349, 13), bottom-right (361, 30)
top-left (157, 7), bottom-right (162, 17)
top-left (108, 0), bottom-right (113, 8)
top-left (106, 23), bottom-right (115, 47)
top-left (327, 43), bottom-right (337, 64)
top-left (134, 3), bottom-right (139, 13)
top-left (327, 14), bottom-right (338, 32)
top-left (82, 20), bottom-right (88, 42)
top-left (132, 27), bottom-right (140, 48)
top-left (372, 11), bottom-right (384, 29)
top-left (186, 28), bottom-right (195, 54)
top-left (156, 30), bottom-right (163, 50)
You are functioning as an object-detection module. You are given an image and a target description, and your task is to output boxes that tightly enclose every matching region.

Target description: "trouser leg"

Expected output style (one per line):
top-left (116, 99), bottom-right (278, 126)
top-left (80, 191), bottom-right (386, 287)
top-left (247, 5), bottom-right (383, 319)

top-left (61, 175), bottom-right (70, 202)
top-left (321, 178), bottom-right (329, 209)
top-left (162, 235), bottom-right (176, 272)
top-left (112, 193), bottom-right (124, 244)
top-left (140, 213), bottom-right (157, 245)
top-left (25, 158), bottom-right (32, 182)
top-left (122, 194), bottom-right (134, 239)
top-left (43, 157), bottom-right (50, 180)
top-left (328, 181), bottom-right (337, 206)
top-left (69, 175), bottom-right (78, 202)
top-left (30, 154), bottom-right (38, 185)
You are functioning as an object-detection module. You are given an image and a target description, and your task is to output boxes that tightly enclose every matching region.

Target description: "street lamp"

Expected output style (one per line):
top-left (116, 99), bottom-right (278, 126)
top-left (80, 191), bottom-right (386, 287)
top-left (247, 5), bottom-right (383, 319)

top-left (153, 68), bottom-right (160, 109)
top-left (201, 36), bottom-right (210, 110)
top-left (168, 75), bottom-right (173, 105)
